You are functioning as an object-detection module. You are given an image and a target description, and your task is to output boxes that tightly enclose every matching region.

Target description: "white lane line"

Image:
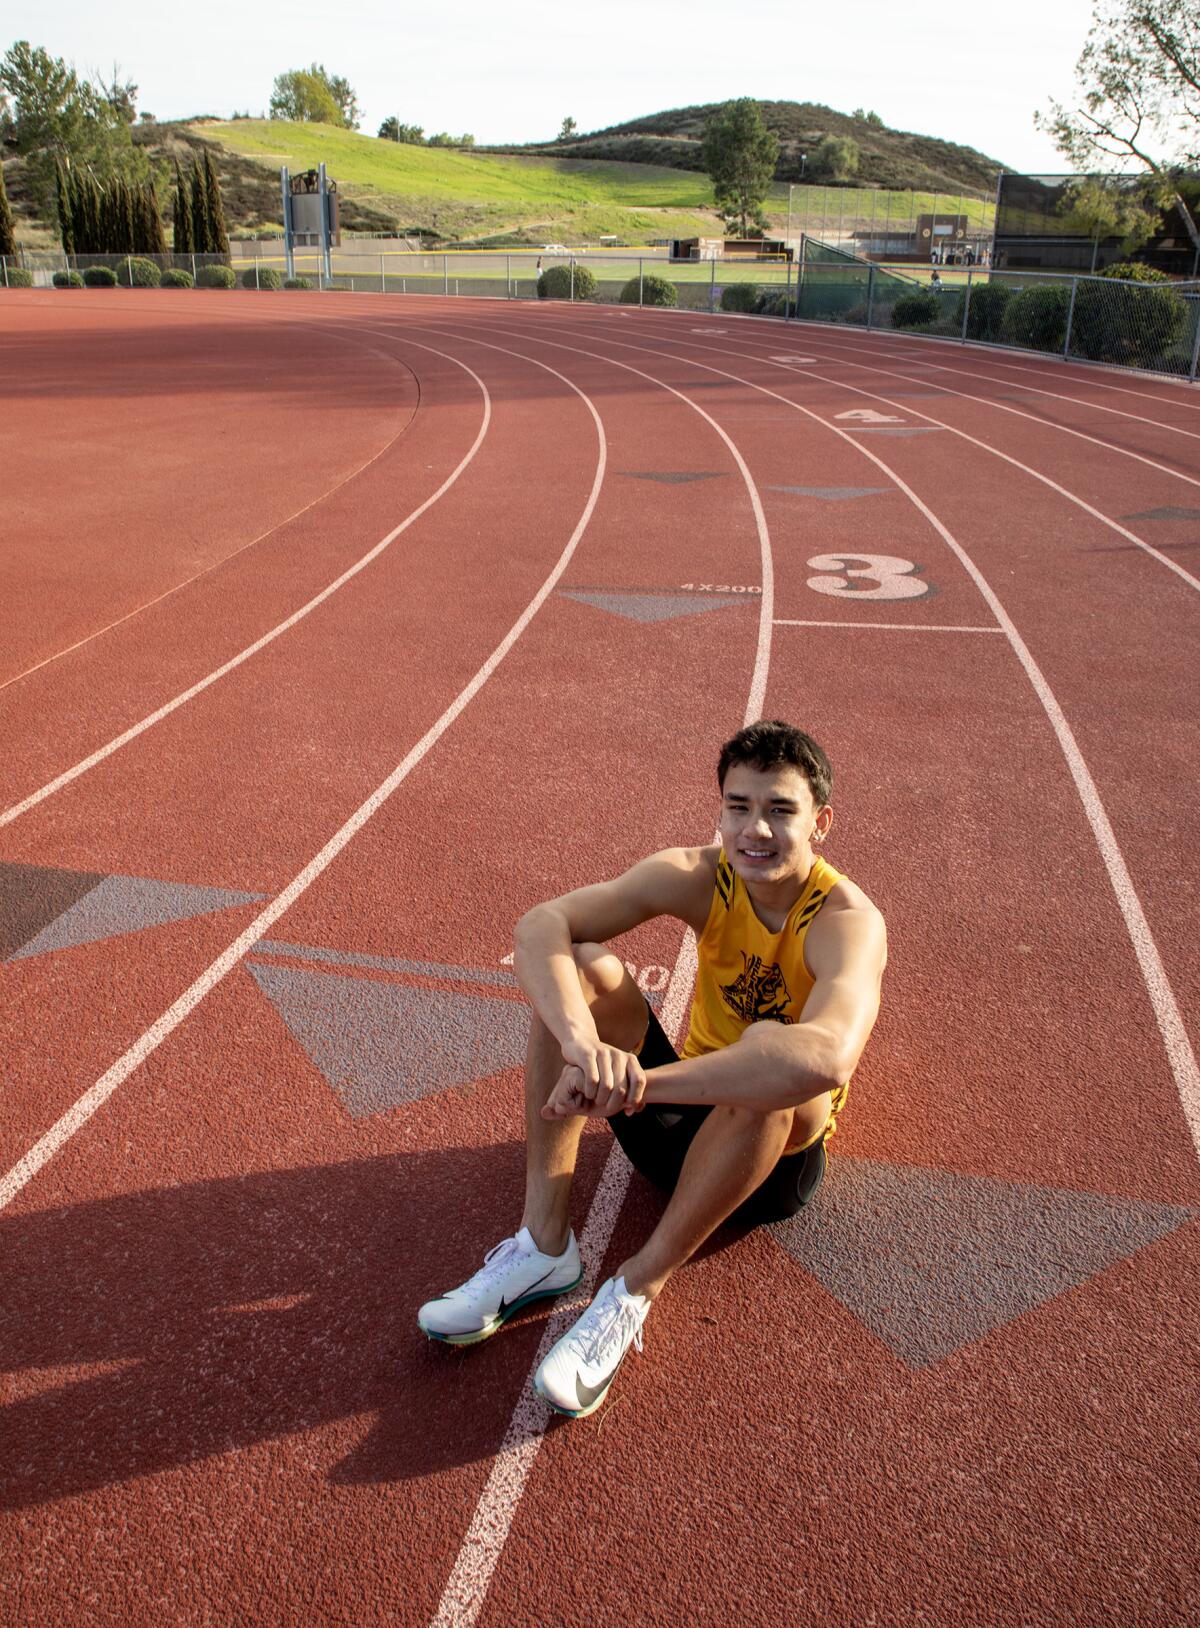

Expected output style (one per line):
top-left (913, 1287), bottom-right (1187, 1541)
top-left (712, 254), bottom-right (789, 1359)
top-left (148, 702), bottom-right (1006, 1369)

top-left (428, 318), bottom-right (775, 1628)
top-left (0, 354), bottom-right (608, 1212)
top-left (0, 336), bottom-right (490, 829)
top-left (1, 338), bottom-right (421, 694)
top-left (615, 316), bottom-right (1200, 595)
top-left (774, 620), bottom-right (1003, 632)
top-left (563, 316), bottom-right (1200, 1156)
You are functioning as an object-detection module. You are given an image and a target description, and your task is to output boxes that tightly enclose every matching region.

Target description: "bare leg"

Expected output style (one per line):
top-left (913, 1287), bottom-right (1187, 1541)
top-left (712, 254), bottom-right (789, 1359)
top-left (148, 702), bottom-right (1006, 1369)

top-left (520, 943), bottom-right (647, 1256)
top-left (617, 1093), bottom-right (831, 1301)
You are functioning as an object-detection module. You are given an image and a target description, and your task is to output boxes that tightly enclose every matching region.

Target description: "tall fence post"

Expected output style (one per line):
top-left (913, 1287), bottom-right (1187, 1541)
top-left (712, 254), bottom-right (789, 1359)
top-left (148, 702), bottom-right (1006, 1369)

top-left (639, 257), bottom-right (644, 306)
top-left (191, 253), bottom-right (196, 282)
top-left (381, 252), bottom-right (386, 293)
top-left (570, 258), bottom-right (575, 300)
top-left (710, 255), bottom-right (716, 313)
top-left (1, 258), bottom-right (8, 288)
top-left (1189, 298), bottom-right (1200, 382)
top-left (865, 264), bottom-right (876, 329)
top-left (127, 256), bottom-right (135, 288)
top-left (443, 254), bottom-right (449, 296)
top-left (960, 268), bottom-right (973, 342)
top-left (254, 243), bottom-right (260, 291)
top-left (506, 254), bottom-right (511, 298)
top-left (1063, 276), bottom-right (1079, 359)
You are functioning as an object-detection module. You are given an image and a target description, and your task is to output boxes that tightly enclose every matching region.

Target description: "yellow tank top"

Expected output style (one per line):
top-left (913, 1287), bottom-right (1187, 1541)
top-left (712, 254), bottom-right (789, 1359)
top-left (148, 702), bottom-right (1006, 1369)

top-left (682, 849), bottom-right (847, 1059)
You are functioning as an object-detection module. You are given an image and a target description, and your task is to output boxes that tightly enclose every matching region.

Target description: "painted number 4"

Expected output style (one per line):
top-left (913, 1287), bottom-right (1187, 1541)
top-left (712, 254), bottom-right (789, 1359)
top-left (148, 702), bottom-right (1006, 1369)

top-left (806, 553), bottom-right (929, 600)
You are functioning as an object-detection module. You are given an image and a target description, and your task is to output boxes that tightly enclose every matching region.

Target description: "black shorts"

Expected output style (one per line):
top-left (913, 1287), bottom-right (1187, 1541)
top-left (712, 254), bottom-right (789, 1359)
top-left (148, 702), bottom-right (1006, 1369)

top-left (607, 1004), bottom-right (826, 1226)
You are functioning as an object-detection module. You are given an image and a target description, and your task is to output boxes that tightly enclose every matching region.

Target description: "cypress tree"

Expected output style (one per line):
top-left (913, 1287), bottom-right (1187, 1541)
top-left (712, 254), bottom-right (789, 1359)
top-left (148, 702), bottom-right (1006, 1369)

top-left (203, 150), bottom-right (229, 256)
top-left (121, 180), bottom-right (136, 256)
top-left (191, 160), bottom-right (209, 253)
top-left (145, 180), bottom-right (168, 256)
top-left (69, 171), bottom-right (88, 253)
top-left (56, 162), bottom-right (74, 255)
top-left (0, 160), bottom-right (16, 261)
top-left (84, 173), bottom-right (103, 255)
top-left (173, 162), bottom-right (192, 255)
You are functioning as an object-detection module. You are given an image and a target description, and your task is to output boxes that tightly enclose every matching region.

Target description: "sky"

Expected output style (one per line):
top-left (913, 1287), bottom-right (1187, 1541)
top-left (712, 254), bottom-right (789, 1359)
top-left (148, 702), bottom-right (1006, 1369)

top-left (10, 1), bottom-right (1101, 174)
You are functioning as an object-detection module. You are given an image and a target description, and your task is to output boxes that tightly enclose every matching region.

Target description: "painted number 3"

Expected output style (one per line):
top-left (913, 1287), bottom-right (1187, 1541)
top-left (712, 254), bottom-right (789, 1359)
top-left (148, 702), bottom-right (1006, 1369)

top-left (805, 553), bottom-right (930, 601)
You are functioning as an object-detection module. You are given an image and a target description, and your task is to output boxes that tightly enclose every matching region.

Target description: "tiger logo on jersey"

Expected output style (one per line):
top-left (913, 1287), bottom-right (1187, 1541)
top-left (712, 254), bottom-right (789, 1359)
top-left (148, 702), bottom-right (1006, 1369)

top-left (720, 952), bottom-right (793, 1024)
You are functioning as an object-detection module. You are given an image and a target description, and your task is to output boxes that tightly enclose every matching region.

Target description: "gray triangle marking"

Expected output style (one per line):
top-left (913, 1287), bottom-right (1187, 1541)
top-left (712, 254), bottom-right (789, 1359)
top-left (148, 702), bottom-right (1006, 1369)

top-left (248, 962), bottom-right (529, 1117)
top-left (560, 590), bottom-right (749, 624)
top-left (769, 486), bottom-right (890, 500)
top-left (1123, 506), bottom-right (1200, 522)
top-left (770, 1156), bottom-right (1195, 1369)
top-left (9, 874), bottom-right (263, 961)
top-left (620, 471), bottom-right (725, 484)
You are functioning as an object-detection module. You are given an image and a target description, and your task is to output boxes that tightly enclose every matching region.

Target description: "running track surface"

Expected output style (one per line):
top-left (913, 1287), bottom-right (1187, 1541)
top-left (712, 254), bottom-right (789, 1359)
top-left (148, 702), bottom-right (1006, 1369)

top-left (2, 290), bottom-right (1198, 1628)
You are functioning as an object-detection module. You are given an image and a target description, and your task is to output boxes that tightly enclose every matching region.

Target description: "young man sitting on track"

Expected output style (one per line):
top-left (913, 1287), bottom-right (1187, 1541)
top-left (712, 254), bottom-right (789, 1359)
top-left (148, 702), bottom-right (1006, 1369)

top-left (418, 720), bottom-right (887, 1416)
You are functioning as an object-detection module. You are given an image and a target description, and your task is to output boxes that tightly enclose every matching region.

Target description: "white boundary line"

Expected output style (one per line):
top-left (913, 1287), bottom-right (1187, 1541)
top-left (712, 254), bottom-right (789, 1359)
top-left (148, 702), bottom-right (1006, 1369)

top-left (556, 314), bottom-right (1200, 1159)
top-left (0, 334), bottom-right (491, 829)
top-left (428, 317), bottom-right (775, 1628)
top-left (774, 620), bottom-right (1003, 633)
top-left (0, 347), bottom-right (609, 1210)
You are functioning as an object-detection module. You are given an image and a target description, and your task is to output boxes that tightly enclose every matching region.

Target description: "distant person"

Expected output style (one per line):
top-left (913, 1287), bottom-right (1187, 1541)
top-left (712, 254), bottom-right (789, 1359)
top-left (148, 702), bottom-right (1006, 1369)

top-left (418, 721), bottom-right (887, 1417)
top-left (930, 270), bottom-right (944, 293)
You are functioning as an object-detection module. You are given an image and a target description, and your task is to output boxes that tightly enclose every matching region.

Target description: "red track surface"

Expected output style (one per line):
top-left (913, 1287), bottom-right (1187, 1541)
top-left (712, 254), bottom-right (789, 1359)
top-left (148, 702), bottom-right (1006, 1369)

top-left (2, 290), bottom-right (1198, 1627)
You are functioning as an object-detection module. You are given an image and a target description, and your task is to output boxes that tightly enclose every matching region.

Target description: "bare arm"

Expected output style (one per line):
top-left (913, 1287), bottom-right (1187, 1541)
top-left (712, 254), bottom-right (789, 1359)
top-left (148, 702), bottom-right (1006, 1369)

top-left (593, 885), bottom-right (887, 1115)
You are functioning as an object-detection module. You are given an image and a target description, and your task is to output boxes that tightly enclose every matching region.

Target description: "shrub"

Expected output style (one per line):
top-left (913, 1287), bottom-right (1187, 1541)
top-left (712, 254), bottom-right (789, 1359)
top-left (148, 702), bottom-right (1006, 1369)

top-left (835, 301), bottom-right (871, 326)
top-left (53, 270), bottom-right (85, 288)
top-left (536, 263), bottom-right (596, 300)
top-left (757, 290), bottom-right (796, 317)
top-left (1000, 282), bottom-right (1071, 352)
top-left (618, 272), bottom-right (677, 307)
top-left (118, 256), bottom-right (162, 288)
top-left (196, 263), bottom-right (236, 289)
top-left (241, 265), bottom-right (283, 290)
top-left (1071, 277), bottom-right (1187, 365)
top-left (283, 276), bottom-right (313, 289)
top-left (719, 282), bottom-right (759, 313)
top-left (954, 280), bottom-right (1011, 341)
top-left (891, 290), bottom-right (939, 328)
top-left (4, 266), bottom-right (34, 287)
top-left (1098, 261), bottom-right (1172, 283)
top-left (161, 267), bottom-right (195, 288)
top-left (83, 265), bottom-right (119, 287)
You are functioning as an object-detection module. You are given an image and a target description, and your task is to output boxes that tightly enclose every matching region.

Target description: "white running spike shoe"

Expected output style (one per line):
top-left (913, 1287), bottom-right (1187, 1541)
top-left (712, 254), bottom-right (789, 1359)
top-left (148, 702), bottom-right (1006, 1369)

top-left (417, 1227), bottom-right (582, 1346)
top-left (533, 1274), bottom-right (650, 1417)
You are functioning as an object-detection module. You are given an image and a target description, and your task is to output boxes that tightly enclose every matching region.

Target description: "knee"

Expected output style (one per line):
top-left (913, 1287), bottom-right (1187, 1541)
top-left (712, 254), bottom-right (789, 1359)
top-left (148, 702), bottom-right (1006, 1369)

top-left (573, 941), bottom-right (630, 1000)
top-left (572, 943), bottom-right (647, 1049)
top-left (786, 1092), bottom-right (831, 1153)
top-left (710, 1102), bottom-right (795, 1143)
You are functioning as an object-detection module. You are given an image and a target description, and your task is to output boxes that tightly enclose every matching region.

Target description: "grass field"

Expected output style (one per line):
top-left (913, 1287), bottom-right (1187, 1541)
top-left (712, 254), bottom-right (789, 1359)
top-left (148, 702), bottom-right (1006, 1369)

top-left (196, 120), bottom-right (995, 246)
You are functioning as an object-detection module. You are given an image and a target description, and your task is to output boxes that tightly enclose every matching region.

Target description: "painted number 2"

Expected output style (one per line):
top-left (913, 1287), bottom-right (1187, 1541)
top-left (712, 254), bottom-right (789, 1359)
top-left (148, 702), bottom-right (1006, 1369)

top-left (805, 553), bottom-right (929, 601)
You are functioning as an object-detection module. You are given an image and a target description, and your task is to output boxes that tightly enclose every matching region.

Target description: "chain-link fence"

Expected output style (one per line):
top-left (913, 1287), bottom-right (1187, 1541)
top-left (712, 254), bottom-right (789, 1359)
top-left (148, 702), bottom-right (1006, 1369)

top-left (4, 248), bottom-right (1198, 381)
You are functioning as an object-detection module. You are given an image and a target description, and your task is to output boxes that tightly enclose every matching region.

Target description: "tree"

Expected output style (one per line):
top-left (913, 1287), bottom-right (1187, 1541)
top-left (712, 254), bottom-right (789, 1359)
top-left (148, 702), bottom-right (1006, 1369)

top-left (202, 149), bottom-right (229, 254)
top-left (1058, 175), bottom-right (1163, 266)
top-left (559, 115), bottom-right (578, 140)
top-left (270, 64), bottom-right (357, 127)
top-left (191, 156), bottom-right (209, 250)
top-left (808, 134), bottom-right (860, 182)
top-left (378, 118), bottom-right (424, 144)
top-left (701, 98), bottom-right (779, 237)
top-left (172, 160), bottom-right (192, 254)
top-left (0, 159), bottom-right (16, 258)
top-left (1038, 0), bottom-right (1200, 250)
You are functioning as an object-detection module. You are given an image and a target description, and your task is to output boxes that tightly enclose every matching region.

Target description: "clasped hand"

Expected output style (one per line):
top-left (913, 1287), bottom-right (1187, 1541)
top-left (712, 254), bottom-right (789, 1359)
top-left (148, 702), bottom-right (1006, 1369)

top-left (540, 1039), bottom-right (648, 1120)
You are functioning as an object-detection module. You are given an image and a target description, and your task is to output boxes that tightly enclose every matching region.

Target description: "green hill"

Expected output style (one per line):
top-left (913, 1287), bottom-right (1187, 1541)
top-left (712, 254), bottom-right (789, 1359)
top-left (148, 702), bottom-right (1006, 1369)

top-left (496, 100), bottom-right (1009, 196)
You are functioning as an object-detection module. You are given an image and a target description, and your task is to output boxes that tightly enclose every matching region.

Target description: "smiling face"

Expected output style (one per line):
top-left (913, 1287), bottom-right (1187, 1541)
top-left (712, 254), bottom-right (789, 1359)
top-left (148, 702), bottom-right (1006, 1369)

top-left (719, 762), bottom-right (832, 891)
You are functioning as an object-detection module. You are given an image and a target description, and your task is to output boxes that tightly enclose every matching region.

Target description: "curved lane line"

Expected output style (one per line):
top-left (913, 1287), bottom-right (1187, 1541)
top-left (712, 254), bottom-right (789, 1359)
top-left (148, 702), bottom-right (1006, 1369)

top-left (601, 316), bottom-right (1200, 594)
top-left (0, 347), bottom-right (608, 1210)
top-left (0, 334), bottom-right (491, 829)
top-left (559, 314), bottom-right (1200, 1159)
top-left (426, 315), bottom-right (775, 1628)
top-left (1, 336), bottom-right (423, 694)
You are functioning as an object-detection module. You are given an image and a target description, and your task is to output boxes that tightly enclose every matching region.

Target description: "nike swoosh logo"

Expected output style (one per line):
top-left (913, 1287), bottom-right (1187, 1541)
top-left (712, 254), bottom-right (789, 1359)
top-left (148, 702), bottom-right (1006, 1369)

top-left (499, 1265), bottom-right (558, 1316)
top-left (575, 1370), bottom-right (616, 1410)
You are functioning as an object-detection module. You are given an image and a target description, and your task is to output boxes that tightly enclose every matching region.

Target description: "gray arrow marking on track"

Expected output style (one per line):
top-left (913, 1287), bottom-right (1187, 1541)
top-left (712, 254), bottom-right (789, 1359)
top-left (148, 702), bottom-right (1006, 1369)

top-left (559, 590), bottom-right (751, 624)
top-left (620, 471), bottom-right (726, 483)
top-left (6, 870), bottom-right (263, 961)
top-left (247, 961), bottom-right (530, 1116)
top-left (768, 486), bottom-right (890, 500)
top-left (771, 1155), bottom-right (1195, 1368)
top-left (1122, 506), bottom-right (1200, 522)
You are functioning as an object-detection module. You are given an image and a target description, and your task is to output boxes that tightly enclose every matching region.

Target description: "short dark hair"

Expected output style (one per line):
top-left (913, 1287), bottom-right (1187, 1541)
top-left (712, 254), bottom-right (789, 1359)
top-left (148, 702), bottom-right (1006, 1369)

top-left (717, 720), bottom-right (833, 805)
